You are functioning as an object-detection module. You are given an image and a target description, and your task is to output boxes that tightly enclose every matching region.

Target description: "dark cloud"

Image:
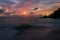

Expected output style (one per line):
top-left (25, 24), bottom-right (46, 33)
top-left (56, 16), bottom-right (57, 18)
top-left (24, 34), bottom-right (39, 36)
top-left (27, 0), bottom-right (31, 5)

top-left (0, 0), bottom-right (15, 4)
top-left (0, 0), bottom-right (60, 10)
top-left (0, 0), bottom-right (60, 4)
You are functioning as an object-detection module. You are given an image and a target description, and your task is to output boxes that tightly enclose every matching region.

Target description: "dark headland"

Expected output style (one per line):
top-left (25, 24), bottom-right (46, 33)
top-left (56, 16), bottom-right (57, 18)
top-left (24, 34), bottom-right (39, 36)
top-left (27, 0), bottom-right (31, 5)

top-left (43, 8), bottom-right (60, 18)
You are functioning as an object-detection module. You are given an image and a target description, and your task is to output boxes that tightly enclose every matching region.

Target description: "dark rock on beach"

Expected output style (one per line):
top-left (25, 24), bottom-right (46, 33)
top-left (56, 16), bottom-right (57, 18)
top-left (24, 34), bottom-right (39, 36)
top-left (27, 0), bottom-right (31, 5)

top-left (14, 24), bottom-right (32, 30)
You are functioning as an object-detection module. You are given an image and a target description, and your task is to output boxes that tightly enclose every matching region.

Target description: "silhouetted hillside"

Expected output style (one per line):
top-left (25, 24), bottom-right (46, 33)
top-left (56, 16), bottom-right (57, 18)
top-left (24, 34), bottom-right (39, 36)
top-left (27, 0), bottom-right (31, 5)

top-left (49, 8), bottom-right (60, 18)
top-left (43, 8), bottom-right (60, 18)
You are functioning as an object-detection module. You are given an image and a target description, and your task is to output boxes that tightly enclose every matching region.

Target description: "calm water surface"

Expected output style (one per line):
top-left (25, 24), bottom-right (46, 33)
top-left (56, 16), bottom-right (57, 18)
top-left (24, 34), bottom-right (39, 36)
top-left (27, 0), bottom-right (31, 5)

top-left (0, 17), bottom-right (60, 40)
top-left (0, 17), bottom-right (60, 28)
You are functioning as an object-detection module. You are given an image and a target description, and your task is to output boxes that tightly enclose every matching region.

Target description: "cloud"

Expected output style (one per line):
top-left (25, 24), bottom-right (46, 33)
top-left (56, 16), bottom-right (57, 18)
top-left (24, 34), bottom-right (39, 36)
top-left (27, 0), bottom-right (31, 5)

top-left (0, 0), bottom-right (60, 15)
top-left (9, 0), bottom-right (20, 3)
top-left (0, 0), bottom-right (15, 4)
top-left (0, 0), bottom-right (60, 12)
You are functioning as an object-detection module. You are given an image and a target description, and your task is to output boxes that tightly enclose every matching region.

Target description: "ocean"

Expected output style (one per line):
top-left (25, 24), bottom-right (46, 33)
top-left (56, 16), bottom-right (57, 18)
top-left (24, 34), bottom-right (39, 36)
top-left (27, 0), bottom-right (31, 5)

top-left (0, 17), bottom-right (60, 40)
top-left (0, 17), bottom-right (60, 28)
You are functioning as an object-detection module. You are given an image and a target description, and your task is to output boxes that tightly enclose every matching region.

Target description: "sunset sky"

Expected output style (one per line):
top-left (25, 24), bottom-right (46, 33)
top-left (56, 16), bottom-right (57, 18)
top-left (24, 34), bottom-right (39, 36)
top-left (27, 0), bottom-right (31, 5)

top-left (0, 0), bottom-right (60, 16)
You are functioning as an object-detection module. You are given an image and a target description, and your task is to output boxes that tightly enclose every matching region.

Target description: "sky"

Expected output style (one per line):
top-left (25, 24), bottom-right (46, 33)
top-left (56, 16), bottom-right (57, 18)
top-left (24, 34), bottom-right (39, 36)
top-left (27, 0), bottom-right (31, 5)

top-left (0, 0), bottom-right (60, 16)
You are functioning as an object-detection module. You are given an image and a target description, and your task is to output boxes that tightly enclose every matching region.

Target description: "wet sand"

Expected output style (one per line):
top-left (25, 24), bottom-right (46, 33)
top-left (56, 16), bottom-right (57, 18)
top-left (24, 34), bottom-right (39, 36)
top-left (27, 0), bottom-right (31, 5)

top-left (12, 25), bottom-right (60, 40)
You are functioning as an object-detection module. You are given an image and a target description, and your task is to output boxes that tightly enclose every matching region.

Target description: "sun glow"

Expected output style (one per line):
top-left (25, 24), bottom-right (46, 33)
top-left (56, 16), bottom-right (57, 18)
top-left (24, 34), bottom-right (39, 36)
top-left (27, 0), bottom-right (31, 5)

top-left (23, 11), bottom-right (27, 15)
top-left (1, 6), bottom-right (53, 17)
top-left (17, 8), bottom-right (30, 16)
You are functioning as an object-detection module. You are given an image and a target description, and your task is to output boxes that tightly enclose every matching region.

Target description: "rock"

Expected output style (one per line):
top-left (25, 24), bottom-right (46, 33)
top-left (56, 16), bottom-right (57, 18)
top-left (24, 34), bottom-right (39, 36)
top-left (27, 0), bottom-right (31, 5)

top-left (43, 8), bottom-right (60, 18)
top-left (14, 24), bottom-right (32, 30)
